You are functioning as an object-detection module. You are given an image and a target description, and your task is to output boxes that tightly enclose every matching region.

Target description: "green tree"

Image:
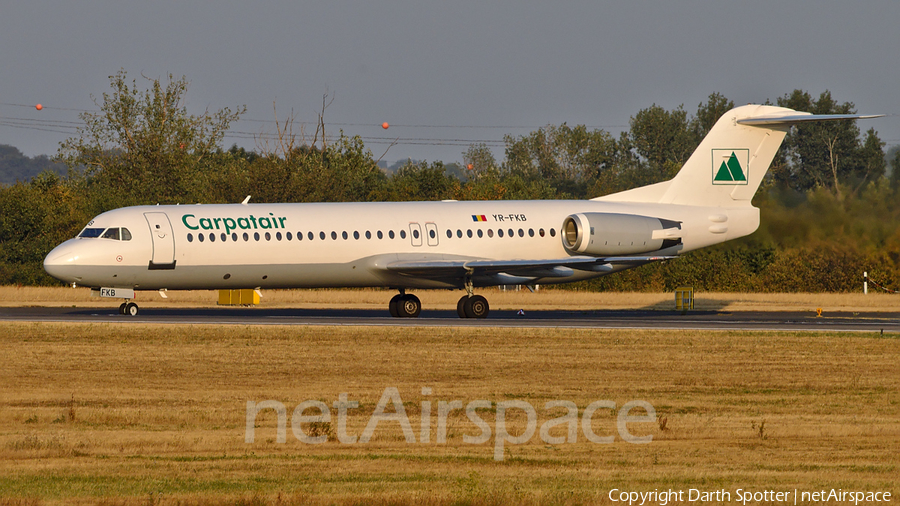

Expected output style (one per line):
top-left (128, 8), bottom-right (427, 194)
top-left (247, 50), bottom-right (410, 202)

top-left (502, 124), bottom-right (618, 198)
top-left (627, 104), bottom-right (694, 181)
top-left (57, 69), bottom-right (245, 207)
top-left (773, 90), bottom-right (883, 198)
top-left (889, 145), bottom-right (900, 191)
top-left (0, 145), bottom-right (67, 184)
top-left (0, 172), bottom-right (90, 284)
top-left (387, 160), bottom-right (459, 201)
top-left (692, 92), bottom-right (734, 139)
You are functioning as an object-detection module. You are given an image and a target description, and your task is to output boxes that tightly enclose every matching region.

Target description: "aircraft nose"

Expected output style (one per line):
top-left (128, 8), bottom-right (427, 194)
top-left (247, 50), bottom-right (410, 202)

top-left (43, 240), bottom-right (81, 283)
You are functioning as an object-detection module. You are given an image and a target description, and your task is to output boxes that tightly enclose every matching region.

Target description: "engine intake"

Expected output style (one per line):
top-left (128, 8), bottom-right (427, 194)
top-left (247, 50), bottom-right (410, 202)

top-left (561, 212), bottom-right (681, 256)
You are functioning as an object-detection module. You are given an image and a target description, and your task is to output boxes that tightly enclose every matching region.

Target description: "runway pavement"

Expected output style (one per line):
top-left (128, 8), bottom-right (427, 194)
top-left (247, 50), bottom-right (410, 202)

top-left (1, 306), bottom-right (898, 332)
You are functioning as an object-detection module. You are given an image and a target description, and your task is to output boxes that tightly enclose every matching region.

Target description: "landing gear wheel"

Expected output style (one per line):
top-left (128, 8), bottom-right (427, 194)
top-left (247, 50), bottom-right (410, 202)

top-left (463, 295), bottom-right (489, 318)
top-left (125, 302), bottom-right (139, 316)
top-left (457, 296), bottom-right (468, 318)
top-left (389, 294), bottom-right (401, 317)
top-left (397, 294), bottom-right (421, 318)
top-left (119, 302), bottom-right (127, 315)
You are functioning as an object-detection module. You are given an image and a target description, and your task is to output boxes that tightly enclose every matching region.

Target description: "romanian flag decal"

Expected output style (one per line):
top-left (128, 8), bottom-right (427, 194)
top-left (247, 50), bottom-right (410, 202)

top-left (472, 215), bottom-right (487, 222)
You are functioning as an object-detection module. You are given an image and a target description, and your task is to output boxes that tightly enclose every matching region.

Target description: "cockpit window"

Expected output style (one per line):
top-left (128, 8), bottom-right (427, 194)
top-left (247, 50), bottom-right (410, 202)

top-left (79, 228), bottom-right (105, 238)
top-left (79, 227), bottom-right (133, 240)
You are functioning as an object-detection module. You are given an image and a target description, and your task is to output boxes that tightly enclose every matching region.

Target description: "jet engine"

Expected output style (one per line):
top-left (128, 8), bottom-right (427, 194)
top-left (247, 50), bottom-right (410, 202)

top-left (561, 212), bottom-right (681, 256)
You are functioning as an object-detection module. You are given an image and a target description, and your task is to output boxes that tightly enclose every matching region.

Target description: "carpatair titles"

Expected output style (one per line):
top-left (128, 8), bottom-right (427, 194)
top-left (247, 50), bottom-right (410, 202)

top-left (182, 213), bottom-right (288, 235)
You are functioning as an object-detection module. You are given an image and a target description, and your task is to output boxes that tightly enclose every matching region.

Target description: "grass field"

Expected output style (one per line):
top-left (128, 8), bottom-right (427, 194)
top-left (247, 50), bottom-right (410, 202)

top-left (1, 322), bottom-right (898, 505)
top-left (2, 285), bottom-right (899, 313)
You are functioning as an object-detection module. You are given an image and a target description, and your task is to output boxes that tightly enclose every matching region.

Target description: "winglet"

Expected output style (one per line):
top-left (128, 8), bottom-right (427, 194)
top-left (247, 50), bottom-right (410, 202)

top-left (241, 195), bottom-right (251, 205)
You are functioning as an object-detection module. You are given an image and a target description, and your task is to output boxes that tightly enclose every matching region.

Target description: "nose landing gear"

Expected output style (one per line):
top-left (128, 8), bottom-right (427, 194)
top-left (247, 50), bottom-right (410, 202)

top-left (118, 301), bottom-right (139, 316)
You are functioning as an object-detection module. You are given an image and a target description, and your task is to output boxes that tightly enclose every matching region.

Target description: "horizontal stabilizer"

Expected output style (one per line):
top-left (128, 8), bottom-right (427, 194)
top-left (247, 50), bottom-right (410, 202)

top-left (736, 113), bottom-right (884, 126)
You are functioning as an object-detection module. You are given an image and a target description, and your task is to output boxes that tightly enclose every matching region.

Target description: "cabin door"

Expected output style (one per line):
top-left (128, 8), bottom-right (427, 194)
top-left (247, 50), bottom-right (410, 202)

top-left (144, 212), bottom-right (176, 269)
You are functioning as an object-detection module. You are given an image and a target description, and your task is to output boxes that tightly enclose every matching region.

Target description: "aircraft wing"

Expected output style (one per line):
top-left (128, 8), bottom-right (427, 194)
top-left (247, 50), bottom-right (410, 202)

top-left (385, 255), bottom-right (675, 280)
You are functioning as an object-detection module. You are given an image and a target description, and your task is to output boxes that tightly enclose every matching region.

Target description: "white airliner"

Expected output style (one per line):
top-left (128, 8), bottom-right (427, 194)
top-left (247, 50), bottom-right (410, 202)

top-left (43, 104), bottom-right (880, 317)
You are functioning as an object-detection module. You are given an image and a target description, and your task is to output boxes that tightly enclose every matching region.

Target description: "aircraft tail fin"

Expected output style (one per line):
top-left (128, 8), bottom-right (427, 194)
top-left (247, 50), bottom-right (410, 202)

top-left (597, 104), bottom-right (882, 207)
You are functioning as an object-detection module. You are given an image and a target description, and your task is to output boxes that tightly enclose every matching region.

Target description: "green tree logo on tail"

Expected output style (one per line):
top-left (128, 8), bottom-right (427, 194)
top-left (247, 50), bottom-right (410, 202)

top-left (712, 149), bottom-right (750, 185)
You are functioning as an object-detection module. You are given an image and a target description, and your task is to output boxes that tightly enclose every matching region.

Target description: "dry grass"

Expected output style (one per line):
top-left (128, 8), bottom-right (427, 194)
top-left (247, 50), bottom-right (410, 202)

top-left (2, 285), bottom-right (899, 312)
top-left (1, 322), bottom-right (898, 505)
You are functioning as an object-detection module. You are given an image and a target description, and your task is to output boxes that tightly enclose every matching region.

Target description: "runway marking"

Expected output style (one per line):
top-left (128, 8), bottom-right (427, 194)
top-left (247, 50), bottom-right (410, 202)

top-left (1, 307), bottom-right (897, 333)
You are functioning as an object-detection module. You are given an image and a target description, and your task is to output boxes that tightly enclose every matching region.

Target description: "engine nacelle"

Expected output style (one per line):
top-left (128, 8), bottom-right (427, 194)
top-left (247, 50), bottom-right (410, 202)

top-left (561, 212), bottom-right (681, 256)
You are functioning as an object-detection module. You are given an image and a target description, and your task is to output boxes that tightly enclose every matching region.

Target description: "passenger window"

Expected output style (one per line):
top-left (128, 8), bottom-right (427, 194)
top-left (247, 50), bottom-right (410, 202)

top-left (254, 232), bottom-right (260, 241)
top-left (412, 229), bottom-right (419, 239)
top-left (539, 228), bottom-right (545, 237)
top-left (354, 231), bottom-right (360, 240)
top-left (528, 229), bottom-right (534, 237)
top-left (377, 231), bottom-right (383, 239)
top-left (220, 233), bottom-right (227, 242)
top-left (389, 231), bottom-right (395, 239)
top-left (508, 228), bottom-right (514, 237)
top-left (477, 230), bottom-right (483, 238)
top-left (457, 229), bottom-right (463, 238)
top-left (550, 228), bottom-right (556, 237)
top-left (400, 230), bottom-right (407, 239)
top-left (518, 229), bottom-right (524, 237)
top-left (342, 231), bottom-right (348, 240)
top-left (187, 233), bottom-right (193, 242)
top-left (497, 229), bottom-right (503, 238)
top-left (366, 231), bottom-right (371, 239)
top-left (319, 231), bottom-right (326, 240)
top-left (286, 232), bottom-right (293, 241)
top-left (276, 232), bottom-right (282, 241)
top-left (331, 231), bottom-right (337, 240)
top-left (446, 230), bottom-right (452, 239)
top-left (243, 232), bottom-right (249, 241)
top-left (265, 232), bottom-right (271, 241)
top-left (122, 228), bottom-right (132, 241)
top-left (101, 228), bottom-right (120, 240)
top-left (232, 233), bottom-right (238, 242)
top-left (487, 229), bottom-right (494, 238)
top-left (430, 230), bottom-right (436, 239)
top-left (467, 230), bottom-right (473, 238)
top-left (199, 234), bottom-right (205, 243)
top-left (209, 233), bottom-right (216, 242)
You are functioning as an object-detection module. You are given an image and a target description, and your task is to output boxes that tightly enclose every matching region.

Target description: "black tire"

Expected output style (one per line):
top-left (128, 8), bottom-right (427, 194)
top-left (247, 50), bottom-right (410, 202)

top-left (398, 294), bottom-right (421, 318)
top-left (119, 302), bottom-right (127, 315)
top-left (125, 302), bottom-right (139, 316)
top-left (464, 295), bottom-right (489, 318)
top-left (457, 296), bottom-right (468, 318)
top-left (389, 294), bottom-right (401, 317)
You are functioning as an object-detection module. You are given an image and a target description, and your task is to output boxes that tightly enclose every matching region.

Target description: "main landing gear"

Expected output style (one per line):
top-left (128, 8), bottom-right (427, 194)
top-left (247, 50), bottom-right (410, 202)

top-left (389, 290), bottom-right (421, 318)
top-left (457, 294), bottom-right (489, 318)
top-left (118, 301), bottom-right (140, 316)
top-left (387, 287), bottom-right (490, 318)
top-left (456, 276), bottom-right (489, 318)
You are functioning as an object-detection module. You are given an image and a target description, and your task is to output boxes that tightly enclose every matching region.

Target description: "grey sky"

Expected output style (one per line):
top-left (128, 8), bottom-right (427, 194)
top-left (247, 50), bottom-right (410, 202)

top-left (2, 1), bottom-right (898, 166)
